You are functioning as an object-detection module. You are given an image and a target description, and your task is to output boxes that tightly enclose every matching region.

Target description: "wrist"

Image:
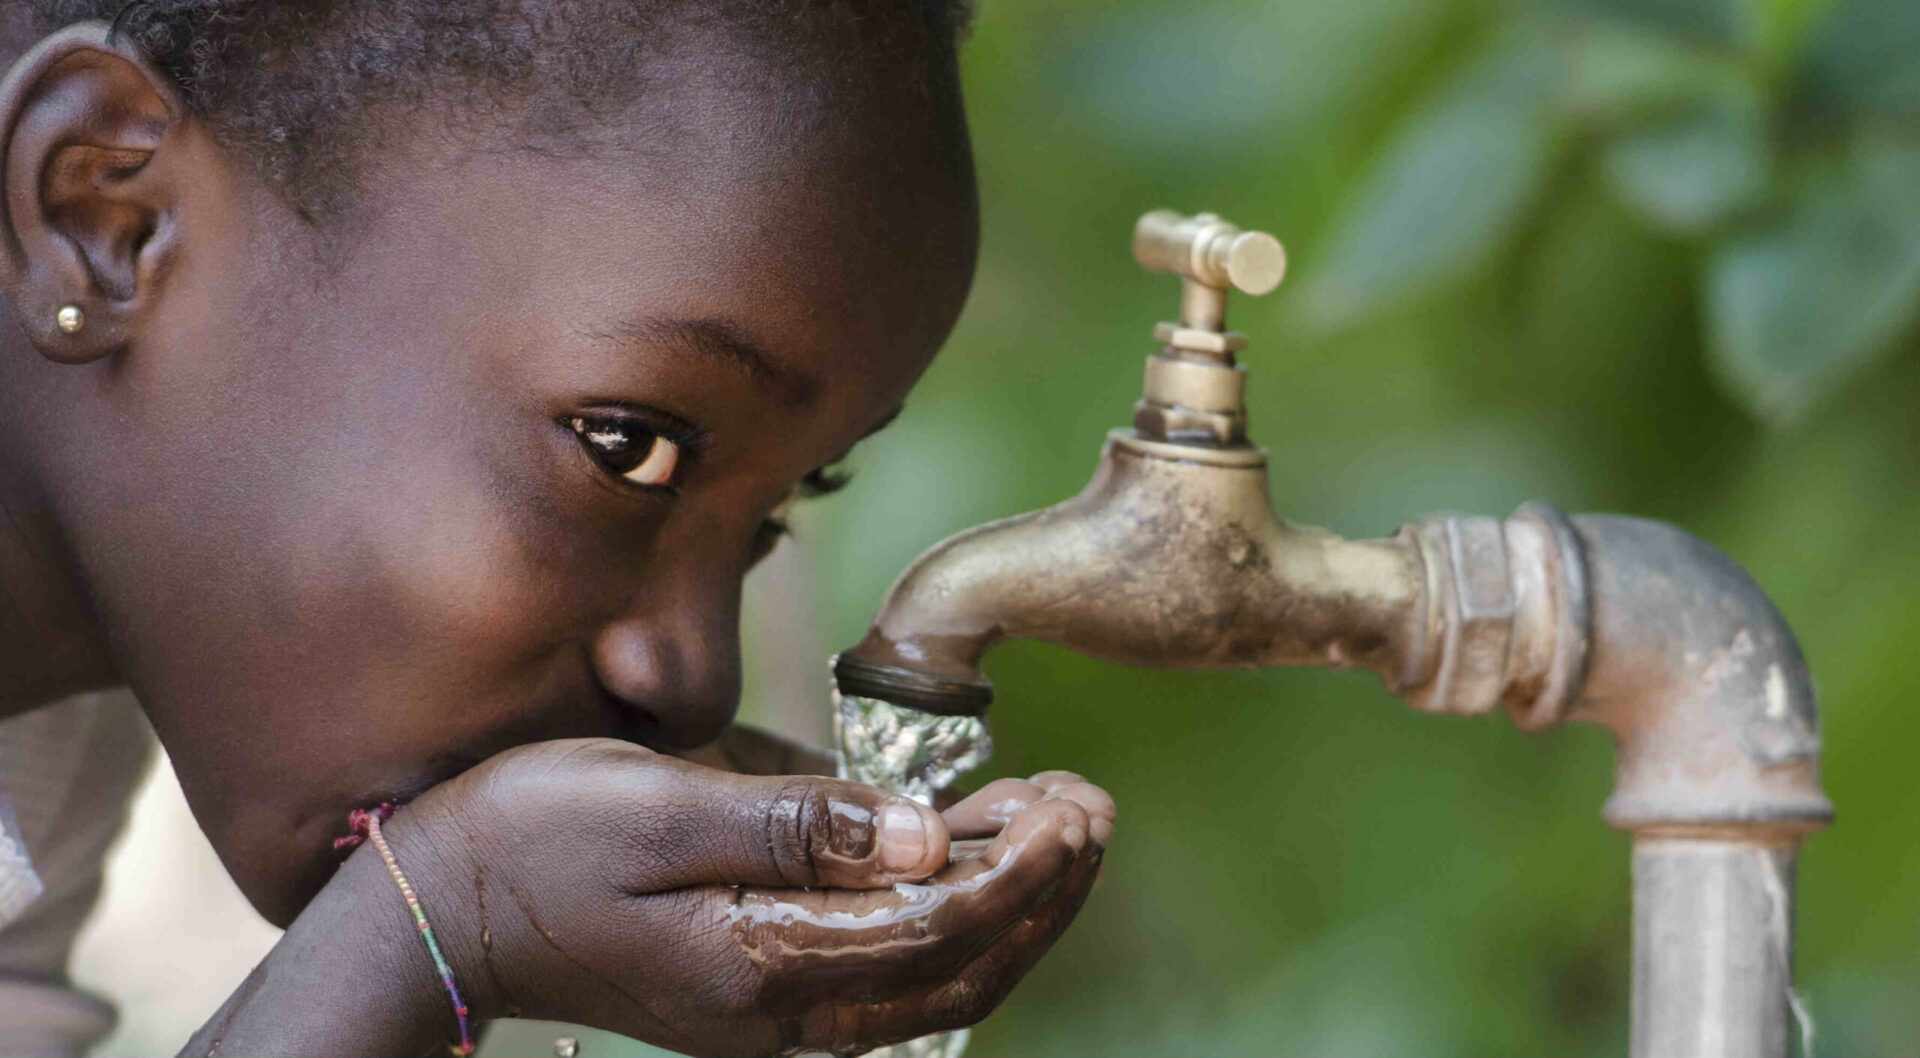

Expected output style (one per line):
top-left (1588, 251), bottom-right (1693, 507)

top-left (184, 813), bottom-right (486, 1056)
top-left (331, 804), bottom-right (499, 1051)
top-left (368, 802), bottom-right (504, 1026)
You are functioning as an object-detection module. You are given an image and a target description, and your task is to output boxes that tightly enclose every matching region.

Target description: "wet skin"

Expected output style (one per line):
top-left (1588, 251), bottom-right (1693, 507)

top-left (0, 21), bottom-right (1115, 1057)
top-left (371, 752), bottom-right (1116, 1055)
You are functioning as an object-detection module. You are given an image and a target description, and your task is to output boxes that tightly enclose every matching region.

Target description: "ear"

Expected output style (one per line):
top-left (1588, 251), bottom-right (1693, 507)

top-left (0, 22), bottom-right (189, 364)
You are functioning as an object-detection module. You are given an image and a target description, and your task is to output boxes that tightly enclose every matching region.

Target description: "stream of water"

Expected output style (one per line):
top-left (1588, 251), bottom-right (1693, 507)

top-left (832, 684), bottom-right (993, 1058)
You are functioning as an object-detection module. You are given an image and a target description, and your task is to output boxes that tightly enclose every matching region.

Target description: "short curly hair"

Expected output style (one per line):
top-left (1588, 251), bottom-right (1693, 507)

top-left (7, 1), bottom-right (973, 218)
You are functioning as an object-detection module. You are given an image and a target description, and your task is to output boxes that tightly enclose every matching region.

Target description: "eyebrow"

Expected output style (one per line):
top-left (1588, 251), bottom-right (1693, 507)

top-left (584, 314), bottom-right (823, 406)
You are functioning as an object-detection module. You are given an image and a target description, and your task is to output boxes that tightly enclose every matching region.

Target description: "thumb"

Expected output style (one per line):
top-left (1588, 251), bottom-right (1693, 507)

top-left (621, 758), bottom-right (950, 892)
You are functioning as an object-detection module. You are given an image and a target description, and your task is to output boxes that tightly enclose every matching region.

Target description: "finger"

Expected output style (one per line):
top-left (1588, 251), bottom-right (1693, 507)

top-left (803, 826), bottom-right (1107, 1052)
top-left (615, 758), bottom-right (949, 892)
top-left (720, 794), bottom-right (1092, 1008)
top-left (941, 777), bottom-right (1045, 838)
top-left (1027, 770), bottom-right (1086, 794)
top-left (1039, 780), bottom-right (1116, 845)
top-left (951, 832), bottom-right (1104, 989)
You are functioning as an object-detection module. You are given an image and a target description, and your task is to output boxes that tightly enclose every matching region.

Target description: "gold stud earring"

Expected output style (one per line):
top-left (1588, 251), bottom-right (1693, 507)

top-left (55, 305), bottom-right (84, 335)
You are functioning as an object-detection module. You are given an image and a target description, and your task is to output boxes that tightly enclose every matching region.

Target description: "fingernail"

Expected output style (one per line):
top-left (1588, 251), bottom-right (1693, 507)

top-left (1062, 821), bottom-right (1087, 853)
top-left (878, 803), bottom-right (930, 872)
top-left (826, 798), bottom-right (879, 860)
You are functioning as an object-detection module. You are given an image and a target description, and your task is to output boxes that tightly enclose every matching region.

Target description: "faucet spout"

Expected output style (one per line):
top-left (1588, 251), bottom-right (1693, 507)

top-left (834, 430), bottom-right (1429, 715)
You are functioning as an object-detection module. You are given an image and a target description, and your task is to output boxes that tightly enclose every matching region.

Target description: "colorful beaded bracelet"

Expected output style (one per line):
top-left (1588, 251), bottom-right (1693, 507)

top-left (337, 803), bottom-right (476, 1056)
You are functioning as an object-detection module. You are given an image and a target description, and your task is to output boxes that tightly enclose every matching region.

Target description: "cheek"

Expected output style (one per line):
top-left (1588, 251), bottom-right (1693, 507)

top-left (253, 411), bottom-right (660, 726)
top-left (94, 369), bottom-right (656, 808)
top-left (326, 477), bottom-right (594, 701)
top-left (116, 414), bottom-right (672, 913)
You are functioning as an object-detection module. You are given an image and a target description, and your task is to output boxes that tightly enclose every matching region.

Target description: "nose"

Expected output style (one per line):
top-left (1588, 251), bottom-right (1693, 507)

top-left (589, 564), bottom-right (744, 750)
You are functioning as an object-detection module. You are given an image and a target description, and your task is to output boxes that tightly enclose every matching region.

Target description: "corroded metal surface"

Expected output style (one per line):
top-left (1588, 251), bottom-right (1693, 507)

top-left (1569, 514), bottom-right (1831, 835)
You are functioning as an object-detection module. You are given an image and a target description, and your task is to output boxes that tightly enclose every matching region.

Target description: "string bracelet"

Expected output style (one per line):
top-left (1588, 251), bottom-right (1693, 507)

top-left (338, 802), bottom-right (476, 1057)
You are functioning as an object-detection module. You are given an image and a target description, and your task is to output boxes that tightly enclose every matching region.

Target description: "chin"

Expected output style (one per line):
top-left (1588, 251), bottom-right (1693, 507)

top-left (214, 779), bottom-right (445, 929)
top-left (215, 815), bottom-right (350, 929)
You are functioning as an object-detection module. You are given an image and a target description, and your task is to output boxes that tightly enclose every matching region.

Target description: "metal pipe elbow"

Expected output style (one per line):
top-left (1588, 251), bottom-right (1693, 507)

top-left (1569, 515), bottom-right (1832, 835)
top-left (1407, 506), bottom-right (1833, 836)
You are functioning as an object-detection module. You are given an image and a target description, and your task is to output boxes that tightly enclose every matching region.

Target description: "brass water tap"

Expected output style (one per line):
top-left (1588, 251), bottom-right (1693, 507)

top-left (833, 209), bottom-right (1429, 713)
top-left (833, 208), bottom-right (1831, 1058)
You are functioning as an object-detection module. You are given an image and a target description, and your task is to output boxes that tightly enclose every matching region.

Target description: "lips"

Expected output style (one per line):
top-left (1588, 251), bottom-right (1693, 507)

top-left (275, 668), bottom-right (668, 917)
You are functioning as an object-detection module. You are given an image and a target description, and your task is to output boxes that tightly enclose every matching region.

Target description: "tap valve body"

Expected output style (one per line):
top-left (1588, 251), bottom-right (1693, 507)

top-left (1128, 210), bottom-right (1286, 448)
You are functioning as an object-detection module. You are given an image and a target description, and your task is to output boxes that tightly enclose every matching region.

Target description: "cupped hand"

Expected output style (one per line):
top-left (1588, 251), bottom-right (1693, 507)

top-left (381, 739), bottom-right (1113, 1057)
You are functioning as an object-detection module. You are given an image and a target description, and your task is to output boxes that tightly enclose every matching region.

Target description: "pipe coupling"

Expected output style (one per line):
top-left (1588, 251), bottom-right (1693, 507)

top-left (1400, 502), bottom-right (1590, 731)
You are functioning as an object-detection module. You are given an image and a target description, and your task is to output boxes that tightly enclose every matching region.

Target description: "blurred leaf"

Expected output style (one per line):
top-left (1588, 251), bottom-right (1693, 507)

top-left (1705, 137), bottom-right (1920, 422)
top-left (1559, 18), bottom-right (1758, 126)
top-left (1300, 30), bottom-right (1566, 330)
top-left (1545, 0), bottom-right (1752, 49)
top-left (1051, 0), bottom-right (1433, 154)
top-left (1558, 21), bottom-right (1747, 122)
top-left (1601, 91), bottom-right (1769, 233)
top-left (1801, 0), bottom-right (1920, 118)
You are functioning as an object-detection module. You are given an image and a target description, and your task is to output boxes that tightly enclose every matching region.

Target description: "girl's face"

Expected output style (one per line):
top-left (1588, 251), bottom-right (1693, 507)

top-left (23, 73), bottom-right (977, 923)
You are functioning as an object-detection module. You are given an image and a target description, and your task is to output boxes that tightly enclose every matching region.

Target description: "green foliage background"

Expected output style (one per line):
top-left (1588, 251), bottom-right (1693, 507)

top-left (486, 0), bottom-right (1919, 1053)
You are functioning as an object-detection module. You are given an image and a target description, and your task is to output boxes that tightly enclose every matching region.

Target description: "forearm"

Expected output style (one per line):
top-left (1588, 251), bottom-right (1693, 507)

top-left (180, 832), bottom-right (463, 1057)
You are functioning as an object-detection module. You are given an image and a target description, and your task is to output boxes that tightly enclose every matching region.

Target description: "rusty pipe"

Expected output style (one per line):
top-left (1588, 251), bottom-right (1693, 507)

top-left (1567, 514), bottom-right (1829, 834)
top-left (1409, 508), bottom-right (1830, 1056)
top-left (836, 483), bottom-right (1831, 1058)
top-left (837, 471), bottom-right (1834, 840)
top-left (833, 209), bottom-right (1830, 1055)
top-left (1568, 515), bottom-right (1829, 1058)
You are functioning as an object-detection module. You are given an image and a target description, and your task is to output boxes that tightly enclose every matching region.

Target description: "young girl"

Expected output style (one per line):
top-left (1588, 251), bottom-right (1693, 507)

top-left (0, 3), bottom-right (1115, 1055)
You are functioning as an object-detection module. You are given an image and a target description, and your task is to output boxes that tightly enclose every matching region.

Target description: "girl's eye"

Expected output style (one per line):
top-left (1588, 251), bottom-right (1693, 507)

top-left (568, 416), bottom-right (682, 488)
top-left (752, 466), bottom-right (853, 557)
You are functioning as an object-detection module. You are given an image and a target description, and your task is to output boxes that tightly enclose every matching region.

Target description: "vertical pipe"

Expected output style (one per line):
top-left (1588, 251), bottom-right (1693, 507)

top-left (1631, 837), bottom-right (1805, 1058)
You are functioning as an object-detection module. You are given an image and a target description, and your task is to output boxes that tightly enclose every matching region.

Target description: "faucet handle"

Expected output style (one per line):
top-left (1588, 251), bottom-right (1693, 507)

top-left (1132, 210), bottom-right (1286, 356)
top-left (1128, 210), bottom-right (1285, 445)
top-left (1132, 210), bottom-right (1288, 297)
